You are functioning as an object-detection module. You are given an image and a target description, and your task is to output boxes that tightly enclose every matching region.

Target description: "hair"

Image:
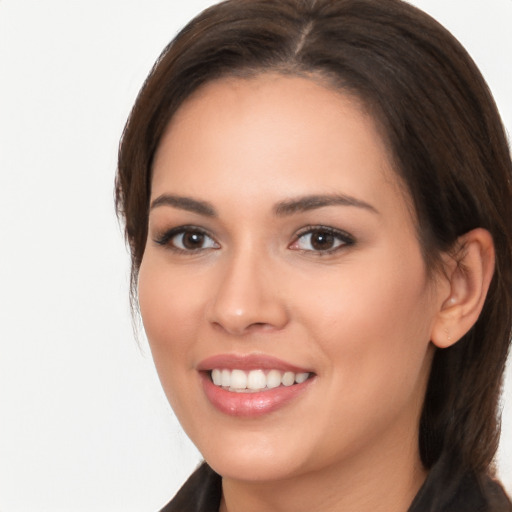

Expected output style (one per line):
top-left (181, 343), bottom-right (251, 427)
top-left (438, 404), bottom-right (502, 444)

top-left (116, 0), bottom-right (512, 475)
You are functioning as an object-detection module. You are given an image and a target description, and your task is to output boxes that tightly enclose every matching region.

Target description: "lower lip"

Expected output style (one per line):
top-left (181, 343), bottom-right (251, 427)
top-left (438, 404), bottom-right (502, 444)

top-left (200, 373), bottom-right (314, 418)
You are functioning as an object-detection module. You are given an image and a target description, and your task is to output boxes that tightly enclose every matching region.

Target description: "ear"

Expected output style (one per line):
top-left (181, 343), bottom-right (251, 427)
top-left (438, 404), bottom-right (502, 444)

top-left (430, 228), bottom-right (495, 349)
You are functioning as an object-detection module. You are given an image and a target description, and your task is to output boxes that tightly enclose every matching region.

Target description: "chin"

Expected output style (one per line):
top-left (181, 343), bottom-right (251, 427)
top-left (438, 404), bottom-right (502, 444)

top-left (194, 429), bottom-right (311, 482)
top-left (206, 452), bottom-right (305, 483)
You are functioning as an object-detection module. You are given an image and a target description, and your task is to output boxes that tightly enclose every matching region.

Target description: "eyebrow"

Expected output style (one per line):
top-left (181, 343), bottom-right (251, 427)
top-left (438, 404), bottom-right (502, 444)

top-left (150, 194), bottom-right (217, 217)
top-left (149, 192), bottom-right (378, 218)
top-left (274, 194), bottom-right (379, 216)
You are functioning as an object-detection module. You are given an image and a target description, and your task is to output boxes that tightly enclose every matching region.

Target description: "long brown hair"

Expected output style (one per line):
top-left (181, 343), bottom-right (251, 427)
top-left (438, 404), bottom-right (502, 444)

top-left (116, 0), bottom-right (512, 473)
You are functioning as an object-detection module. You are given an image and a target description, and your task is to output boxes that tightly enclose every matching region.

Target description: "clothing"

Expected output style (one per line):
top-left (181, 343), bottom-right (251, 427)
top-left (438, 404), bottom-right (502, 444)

top-left (160, 458), bottom-right (512, 512)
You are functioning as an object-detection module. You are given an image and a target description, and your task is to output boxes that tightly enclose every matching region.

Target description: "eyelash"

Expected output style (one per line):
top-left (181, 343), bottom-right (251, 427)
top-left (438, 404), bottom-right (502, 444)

top-left (153, 225), bottom-right (355, 255)
top-left (153, 226), bottom-right (219, 254)
top-left (289, 225), bottom-right (355, 255)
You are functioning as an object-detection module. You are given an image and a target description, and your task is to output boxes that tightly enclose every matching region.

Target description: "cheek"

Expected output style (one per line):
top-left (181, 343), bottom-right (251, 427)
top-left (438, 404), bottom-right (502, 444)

top-left (139, 258), bottom-right (200, 342)
top-left (138, 258), bottom-right (212, 425)
top-left (297, 262), bottom-right (435, 459)
top-left (138, 259), bottom-right (206, 378)
top-left (301, 253), bottom-right (435, 402)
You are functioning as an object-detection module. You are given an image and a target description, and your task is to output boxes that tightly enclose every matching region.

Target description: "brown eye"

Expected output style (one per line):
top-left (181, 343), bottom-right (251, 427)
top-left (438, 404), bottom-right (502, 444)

top-left (181, 231), bottom-right (206, 249)
top-left (290, 227), bottom-right (354, 253)
top-left (309, 231), bottom-right (335, 250)
top-left (154, 227), bottom-right (219, 252)
top-left (172, 230), bottom-right (218, 251)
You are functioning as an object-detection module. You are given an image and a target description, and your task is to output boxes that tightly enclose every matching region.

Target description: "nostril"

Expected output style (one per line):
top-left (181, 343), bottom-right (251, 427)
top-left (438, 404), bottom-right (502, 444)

top-left (245, 321), bottom-right (284, 334)
top-left (250, 322), bottom-right (269, 328)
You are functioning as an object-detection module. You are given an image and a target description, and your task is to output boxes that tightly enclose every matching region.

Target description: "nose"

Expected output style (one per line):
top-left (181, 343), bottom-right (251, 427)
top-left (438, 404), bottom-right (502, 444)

top-left (207, 249), bottom-right (289, 336)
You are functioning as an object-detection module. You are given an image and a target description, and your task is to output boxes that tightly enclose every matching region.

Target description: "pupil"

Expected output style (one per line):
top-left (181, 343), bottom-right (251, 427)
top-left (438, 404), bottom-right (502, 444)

top-left (183, 232), bottom-right (204, 249)
top-left (311, 231), bottom-right (334, 250)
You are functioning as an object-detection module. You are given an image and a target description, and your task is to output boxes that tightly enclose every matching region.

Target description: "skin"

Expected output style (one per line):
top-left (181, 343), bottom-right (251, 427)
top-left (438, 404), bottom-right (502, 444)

top-left (138, 74), bottom-right (493, 512)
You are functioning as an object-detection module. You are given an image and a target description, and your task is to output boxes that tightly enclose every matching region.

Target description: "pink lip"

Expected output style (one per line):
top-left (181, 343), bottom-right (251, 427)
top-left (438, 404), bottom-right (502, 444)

top-left (197, 353), bottom-right (311, 373)
top-left (197, 353), bottom-right (314, 418)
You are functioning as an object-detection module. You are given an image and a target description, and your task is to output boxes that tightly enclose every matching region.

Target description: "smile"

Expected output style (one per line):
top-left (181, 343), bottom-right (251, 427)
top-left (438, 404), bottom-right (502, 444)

top-left (211, 368), bottom-right (310, 392)
top-left (198, 354), bottom-right (315, 417)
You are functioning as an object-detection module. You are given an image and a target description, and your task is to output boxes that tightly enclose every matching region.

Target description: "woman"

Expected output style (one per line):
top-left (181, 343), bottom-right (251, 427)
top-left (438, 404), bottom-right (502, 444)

top-left (116, 0), bottom-right (512, 510)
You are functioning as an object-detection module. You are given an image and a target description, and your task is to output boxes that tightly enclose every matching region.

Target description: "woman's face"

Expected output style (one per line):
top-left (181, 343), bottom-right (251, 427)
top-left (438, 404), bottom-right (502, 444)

top-left (139, 74), bottom-right (446, 483)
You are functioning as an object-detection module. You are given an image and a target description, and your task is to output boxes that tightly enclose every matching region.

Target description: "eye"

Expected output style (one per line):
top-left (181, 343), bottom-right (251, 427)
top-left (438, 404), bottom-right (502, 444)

top-left (289, 226), bottom-right (354, 253)
top-left (154, 226), bottom-right (219, 252)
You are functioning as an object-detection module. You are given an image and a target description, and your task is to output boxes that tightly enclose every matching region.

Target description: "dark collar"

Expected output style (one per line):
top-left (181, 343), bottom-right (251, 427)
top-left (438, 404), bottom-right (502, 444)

top-left (161, 458), bottom-right (511, 512)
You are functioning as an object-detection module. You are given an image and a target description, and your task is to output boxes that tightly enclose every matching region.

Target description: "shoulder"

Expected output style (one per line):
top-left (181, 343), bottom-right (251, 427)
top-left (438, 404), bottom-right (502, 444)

top-left (159, 462), bottom-right (222, 512)
top-left (410, 456), bottom-right (511, 512)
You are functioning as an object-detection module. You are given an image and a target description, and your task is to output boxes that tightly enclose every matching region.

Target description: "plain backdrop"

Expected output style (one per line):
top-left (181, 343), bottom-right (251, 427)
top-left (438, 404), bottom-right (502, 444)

top-left (0, 1), bottom-right (510, 510)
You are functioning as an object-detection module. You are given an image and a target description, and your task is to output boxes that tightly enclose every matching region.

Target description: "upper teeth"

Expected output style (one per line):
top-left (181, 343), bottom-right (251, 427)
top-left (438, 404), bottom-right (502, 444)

top-left (211, 368), bottom-right (310, 392)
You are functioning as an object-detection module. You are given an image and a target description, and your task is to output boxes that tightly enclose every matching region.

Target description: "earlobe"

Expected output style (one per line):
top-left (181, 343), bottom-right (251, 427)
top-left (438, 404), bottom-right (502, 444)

top-left (430, 228), bottom-right (495, 349)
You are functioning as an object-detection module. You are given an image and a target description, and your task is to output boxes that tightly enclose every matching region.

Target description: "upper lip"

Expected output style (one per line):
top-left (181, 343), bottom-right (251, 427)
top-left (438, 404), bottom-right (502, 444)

top-left (197, 353), bottom-right (312, 373)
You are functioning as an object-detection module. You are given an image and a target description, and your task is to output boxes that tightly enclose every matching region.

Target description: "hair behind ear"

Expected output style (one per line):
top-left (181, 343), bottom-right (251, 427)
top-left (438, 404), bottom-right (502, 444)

top-left (420, 227), bottom-right (510, 471)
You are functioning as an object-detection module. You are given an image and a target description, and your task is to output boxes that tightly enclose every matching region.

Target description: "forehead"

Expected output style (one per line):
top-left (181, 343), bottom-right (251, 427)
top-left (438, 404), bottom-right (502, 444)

top-left (151, 73), bottom-right (410, 220)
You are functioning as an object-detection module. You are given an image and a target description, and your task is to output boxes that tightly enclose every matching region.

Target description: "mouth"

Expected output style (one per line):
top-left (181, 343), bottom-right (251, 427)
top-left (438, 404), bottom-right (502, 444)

top-left (209, 368), bottom-right (311, 393)
top-left (198, 354), bottom-right (315, 417)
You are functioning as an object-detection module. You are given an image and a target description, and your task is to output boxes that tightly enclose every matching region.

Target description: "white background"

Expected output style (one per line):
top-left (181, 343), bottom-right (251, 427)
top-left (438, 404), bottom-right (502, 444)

top-left (0, 1), bottom-right (510, 510)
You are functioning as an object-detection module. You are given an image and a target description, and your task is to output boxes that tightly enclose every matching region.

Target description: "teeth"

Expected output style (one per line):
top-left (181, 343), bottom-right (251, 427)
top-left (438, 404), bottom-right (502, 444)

top-left (247, 369), bottom-right (266, 390)
top-left (266, 369), bottom-right (282, 389)
top-left (210, 368), bottom-right (310, 392)
top-left (282, 371), bottom-right (295, 387)
top-left (295, 372), bottom-right (309, 384)
top-left (231, 369), bottom-right (247, 389)
top-left (221, 369), bottom-right (231, 387)
top-left (212, 369), bottom-right (222, 386)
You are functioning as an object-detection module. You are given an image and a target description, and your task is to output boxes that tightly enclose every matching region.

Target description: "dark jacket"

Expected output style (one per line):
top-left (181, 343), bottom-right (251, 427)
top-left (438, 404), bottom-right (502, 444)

top-left (161, 458), bottom-right (512, 512)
